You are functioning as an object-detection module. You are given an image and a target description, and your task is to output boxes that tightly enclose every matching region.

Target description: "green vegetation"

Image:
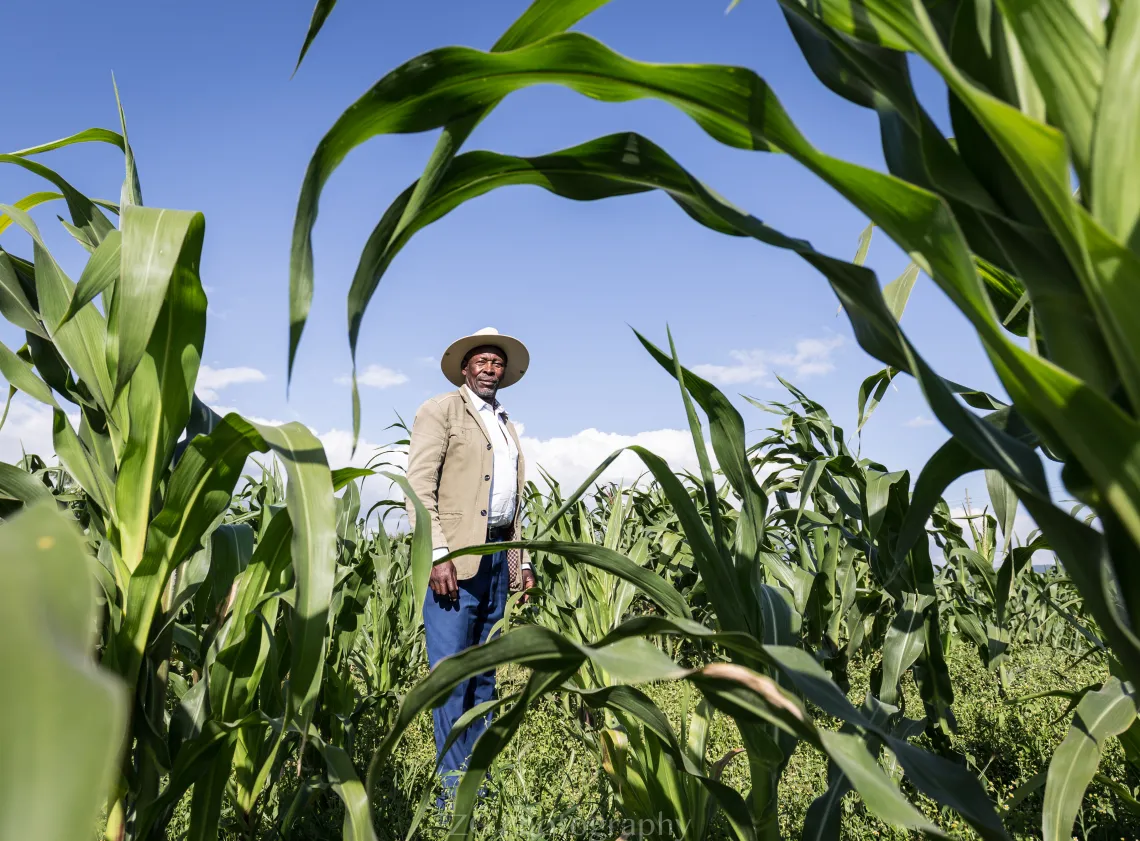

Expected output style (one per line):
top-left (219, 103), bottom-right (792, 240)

top-left (3, 0), bottom-right (1140, 838)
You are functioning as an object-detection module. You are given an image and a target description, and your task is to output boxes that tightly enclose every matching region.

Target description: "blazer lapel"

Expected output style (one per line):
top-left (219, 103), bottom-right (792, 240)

top-left (458, 386), bottom-right (491, 444)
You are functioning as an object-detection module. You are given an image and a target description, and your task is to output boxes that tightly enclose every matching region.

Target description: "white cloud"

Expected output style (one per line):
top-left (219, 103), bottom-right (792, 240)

top-left (0, 398), bottom-right (76, 465)
top-left (693, 335), bottom-right (844, 386)
top-left (904, 415), bottom-right (936, 428)
top-left (335, 365), bottom-right (408, 389)
top-left (196, 365), bottom-right (266, 401)
top-left (520, 427), bottom-right (714, 493)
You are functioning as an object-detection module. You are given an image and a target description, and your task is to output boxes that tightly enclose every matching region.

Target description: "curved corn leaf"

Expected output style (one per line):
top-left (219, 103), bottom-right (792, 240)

top-left (0, 204), bottom-right (117, 415)
top-left (111, 74), bottom-right (143, 209)
top-left (381, 473), bottom-right (433, 624)
top-left (1042, 677), bottom-right (1138, 841)
top-left (287, 0), bottom-right (612, 373)
top-left (636, 329), bottom-right (769, 591)
top-left (0, 462), bottom-right (54, 506)
top-left (299, 0), bottom-right (616, 436)
top-left (878, 593), bottom-right (935, 705)
top-left (109, 206), bottom-right (205, 398)
top-left (308, 732), bottom-right (377, 841)
top-left (249, 420), bottom-right (335, 734)
top-left (7, 127), bottom-right (126, 158)
top-left (115, 412), bottom-right (335, 738)
top-left (803, 761), bottom-right (852, 841)
top-left (816, 731), bottom-right (942, 835)
top-left (0, 503), bottom-right (127, 841)
top-left (855, 367), bottom-right (898, 432)
top-left (297, 26), bottom-right (1140, 570)
top-left (0, 248), bottom-right (45, 338)
top-left (1090, 0), bottom-right (1140, 253)
top-left (446, 669), bottom-right (573, 840)
top-left (293, 0), bottom-right (338, 74)
top-left (59, 229), bottom-right (120, 328)
top-left (0, 191), bottom-right (118, 239)
top-left (444, 539), bottom-right (691, 619)
top-left (0, 340), bottom-right (113, 511)
top-left (114, 207), bottom-right (206, 574)
top-left (0, 155), bottom-right (114, 249)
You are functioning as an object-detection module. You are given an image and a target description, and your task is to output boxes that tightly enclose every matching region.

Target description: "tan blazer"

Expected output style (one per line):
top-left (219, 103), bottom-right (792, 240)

top-left (405, 388), bottom-right (526, 581)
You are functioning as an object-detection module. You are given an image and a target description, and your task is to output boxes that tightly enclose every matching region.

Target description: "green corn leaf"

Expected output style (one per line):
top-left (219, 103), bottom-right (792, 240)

top-left (0, 192), bottom-right (117, 240)
top-left (878, 593), bottom-right (935, 705)
top-left (1043, 677), bottom-right (1138, 841)
top-left (664, 327), bottom-right (728, 558)
top-left (290, 0), bottom-right (614, 425)
top-left (444, 539), bottom-right (691, 619)
top-left (112, 74), bottom-right (143, 209)
top-left (114, 207), bottom-right (206, 574)
top-left (1090, 0), bottom-right (1140, 253)
top-left (381, 473), bottom-right (434, 625)
top-left (855, 367), bottom-right (898, 432)
top-left (0, 462), bottom-right (54, 506)
top-left (993, 0), bottom-right (1105, 182)
top-left (114, 412), bottom-right (335, 740)
top-left (251, 421), bottom-right (335, 736)
top-left (308, 733), bottom-right (377, 841)
top-left (187, 743), bottom-right (234, 841)
top-left (0, 204), bottom-right (117, 415)
top-left (58, 229), bottom-right (120, 329)
top-left (884, 735), bottom-right (1009, 839)
top-left (0, 154), bottom-right (115, 249)
top-left (368, 625), bottom-right (688, 779)
top-left (816, 731), bottom-right (944, 836)
top-left (7, 126), bottom-right (127, 158)
top-left (0, 248), bottom-right (46, 338)
top-left (803, 761), bottom-right (851, 841)
top-left (635, 328), bottom-right (770, 592)
top-left (0, 340), bottom-right (113, 511)
top-left (203, 524), bottom-right (254, 638)
top-left (108, 206), bottom-right (205, 398)
top-left (293, 0), bottom-right (338, 74)
top-left (135, 717), bottom-right (259, 839)
top-left (882, 262), bottom-right (920, 321)
top-left (446, 670), bottom-right (573, 840)
top-left (0, 503), bottom-right (127, 841)
top-left (985, 468), bottom-right (1020, 551)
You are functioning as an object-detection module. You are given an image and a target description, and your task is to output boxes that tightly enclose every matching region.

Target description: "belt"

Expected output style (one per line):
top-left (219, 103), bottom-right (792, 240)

top-left (487, 524), bottom-right (512, 541)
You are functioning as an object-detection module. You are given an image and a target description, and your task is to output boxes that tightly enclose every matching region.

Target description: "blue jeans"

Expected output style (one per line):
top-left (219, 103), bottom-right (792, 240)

top-left (422, 546), bottom-right (508, 801)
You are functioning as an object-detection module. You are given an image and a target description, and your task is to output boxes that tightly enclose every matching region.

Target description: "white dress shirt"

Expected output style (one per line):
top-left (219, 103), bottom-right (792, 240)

top-left (465, 385), bottom-right (519, 528)
top-left (431, 386), bottom-right (526, 567)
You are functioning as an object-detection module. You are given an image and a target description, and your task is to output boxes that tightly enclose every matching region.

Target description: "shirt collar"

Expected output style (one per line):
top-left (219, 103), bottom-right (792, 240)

top-left (463, 384), bottom-right (508, 420)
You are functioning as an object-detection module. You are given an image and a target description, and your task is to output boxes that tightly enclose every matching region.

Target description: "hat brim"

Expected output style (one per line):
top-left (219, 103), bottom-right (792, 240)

top-left (441, 333), bottom-right (529, 389)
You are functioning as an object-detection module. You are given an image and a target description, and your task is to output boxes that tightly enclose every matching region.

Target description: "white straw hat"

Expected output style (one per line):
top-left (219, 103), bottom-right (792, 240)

top-left (441, 327), bottom-right (529, 388)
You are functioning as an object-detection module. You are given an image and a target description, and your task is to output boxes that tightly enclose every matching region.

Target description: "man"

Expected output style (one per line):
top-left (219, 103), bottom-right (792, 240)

top-left (405, 326), bottom-right (536, 802)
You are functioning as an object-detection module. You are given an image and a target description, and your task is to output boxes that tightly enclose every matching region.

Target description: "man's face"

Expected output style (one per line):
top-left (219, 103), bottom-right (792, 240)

top-left (462, 345), bottom-right (507, 400)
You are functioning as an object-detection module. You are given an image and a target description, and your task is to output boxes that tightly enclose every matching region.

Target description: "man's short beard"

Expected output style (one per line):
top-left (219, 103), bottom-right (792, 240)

top-left (472, 382), bottom-right (497, 399)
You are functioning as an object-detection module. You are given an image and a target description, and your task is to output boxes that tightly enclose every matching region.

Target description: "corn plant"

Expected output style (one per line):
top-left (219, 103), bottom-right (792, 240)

top-left (288, 0), bottom-right (1140, 833)
top-left (361, 331), bottom-right (1010, 841)
top-left (520, 480), bottom-right (656, 689)
top-left (0, 123), bottom-right (411, 840)
top-left (0, 502), bottom-right (127, 840)
top-left (599, 687), bottom-right (745, 841)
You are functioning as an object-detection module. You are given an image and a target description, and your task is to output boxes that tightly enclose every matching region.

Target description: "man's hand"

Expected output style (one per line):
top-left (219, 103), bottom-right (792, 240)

top-left (429, 560), bottom-right (459, 601)
top-left (520, 569), bottom-right (536, 604)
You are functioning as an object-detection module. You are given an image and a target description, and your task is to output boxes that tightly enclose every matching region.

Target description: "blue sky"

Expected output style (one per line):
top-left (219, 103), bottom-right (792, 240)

top-left (1, 0), bottom-right (1060, 525)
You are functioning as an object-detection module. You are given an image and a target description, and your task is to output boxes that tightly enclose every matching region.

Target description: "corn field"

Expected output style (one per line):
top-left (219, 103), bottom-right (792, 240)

top-left (2, 0), bottom-right (1139, 839)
